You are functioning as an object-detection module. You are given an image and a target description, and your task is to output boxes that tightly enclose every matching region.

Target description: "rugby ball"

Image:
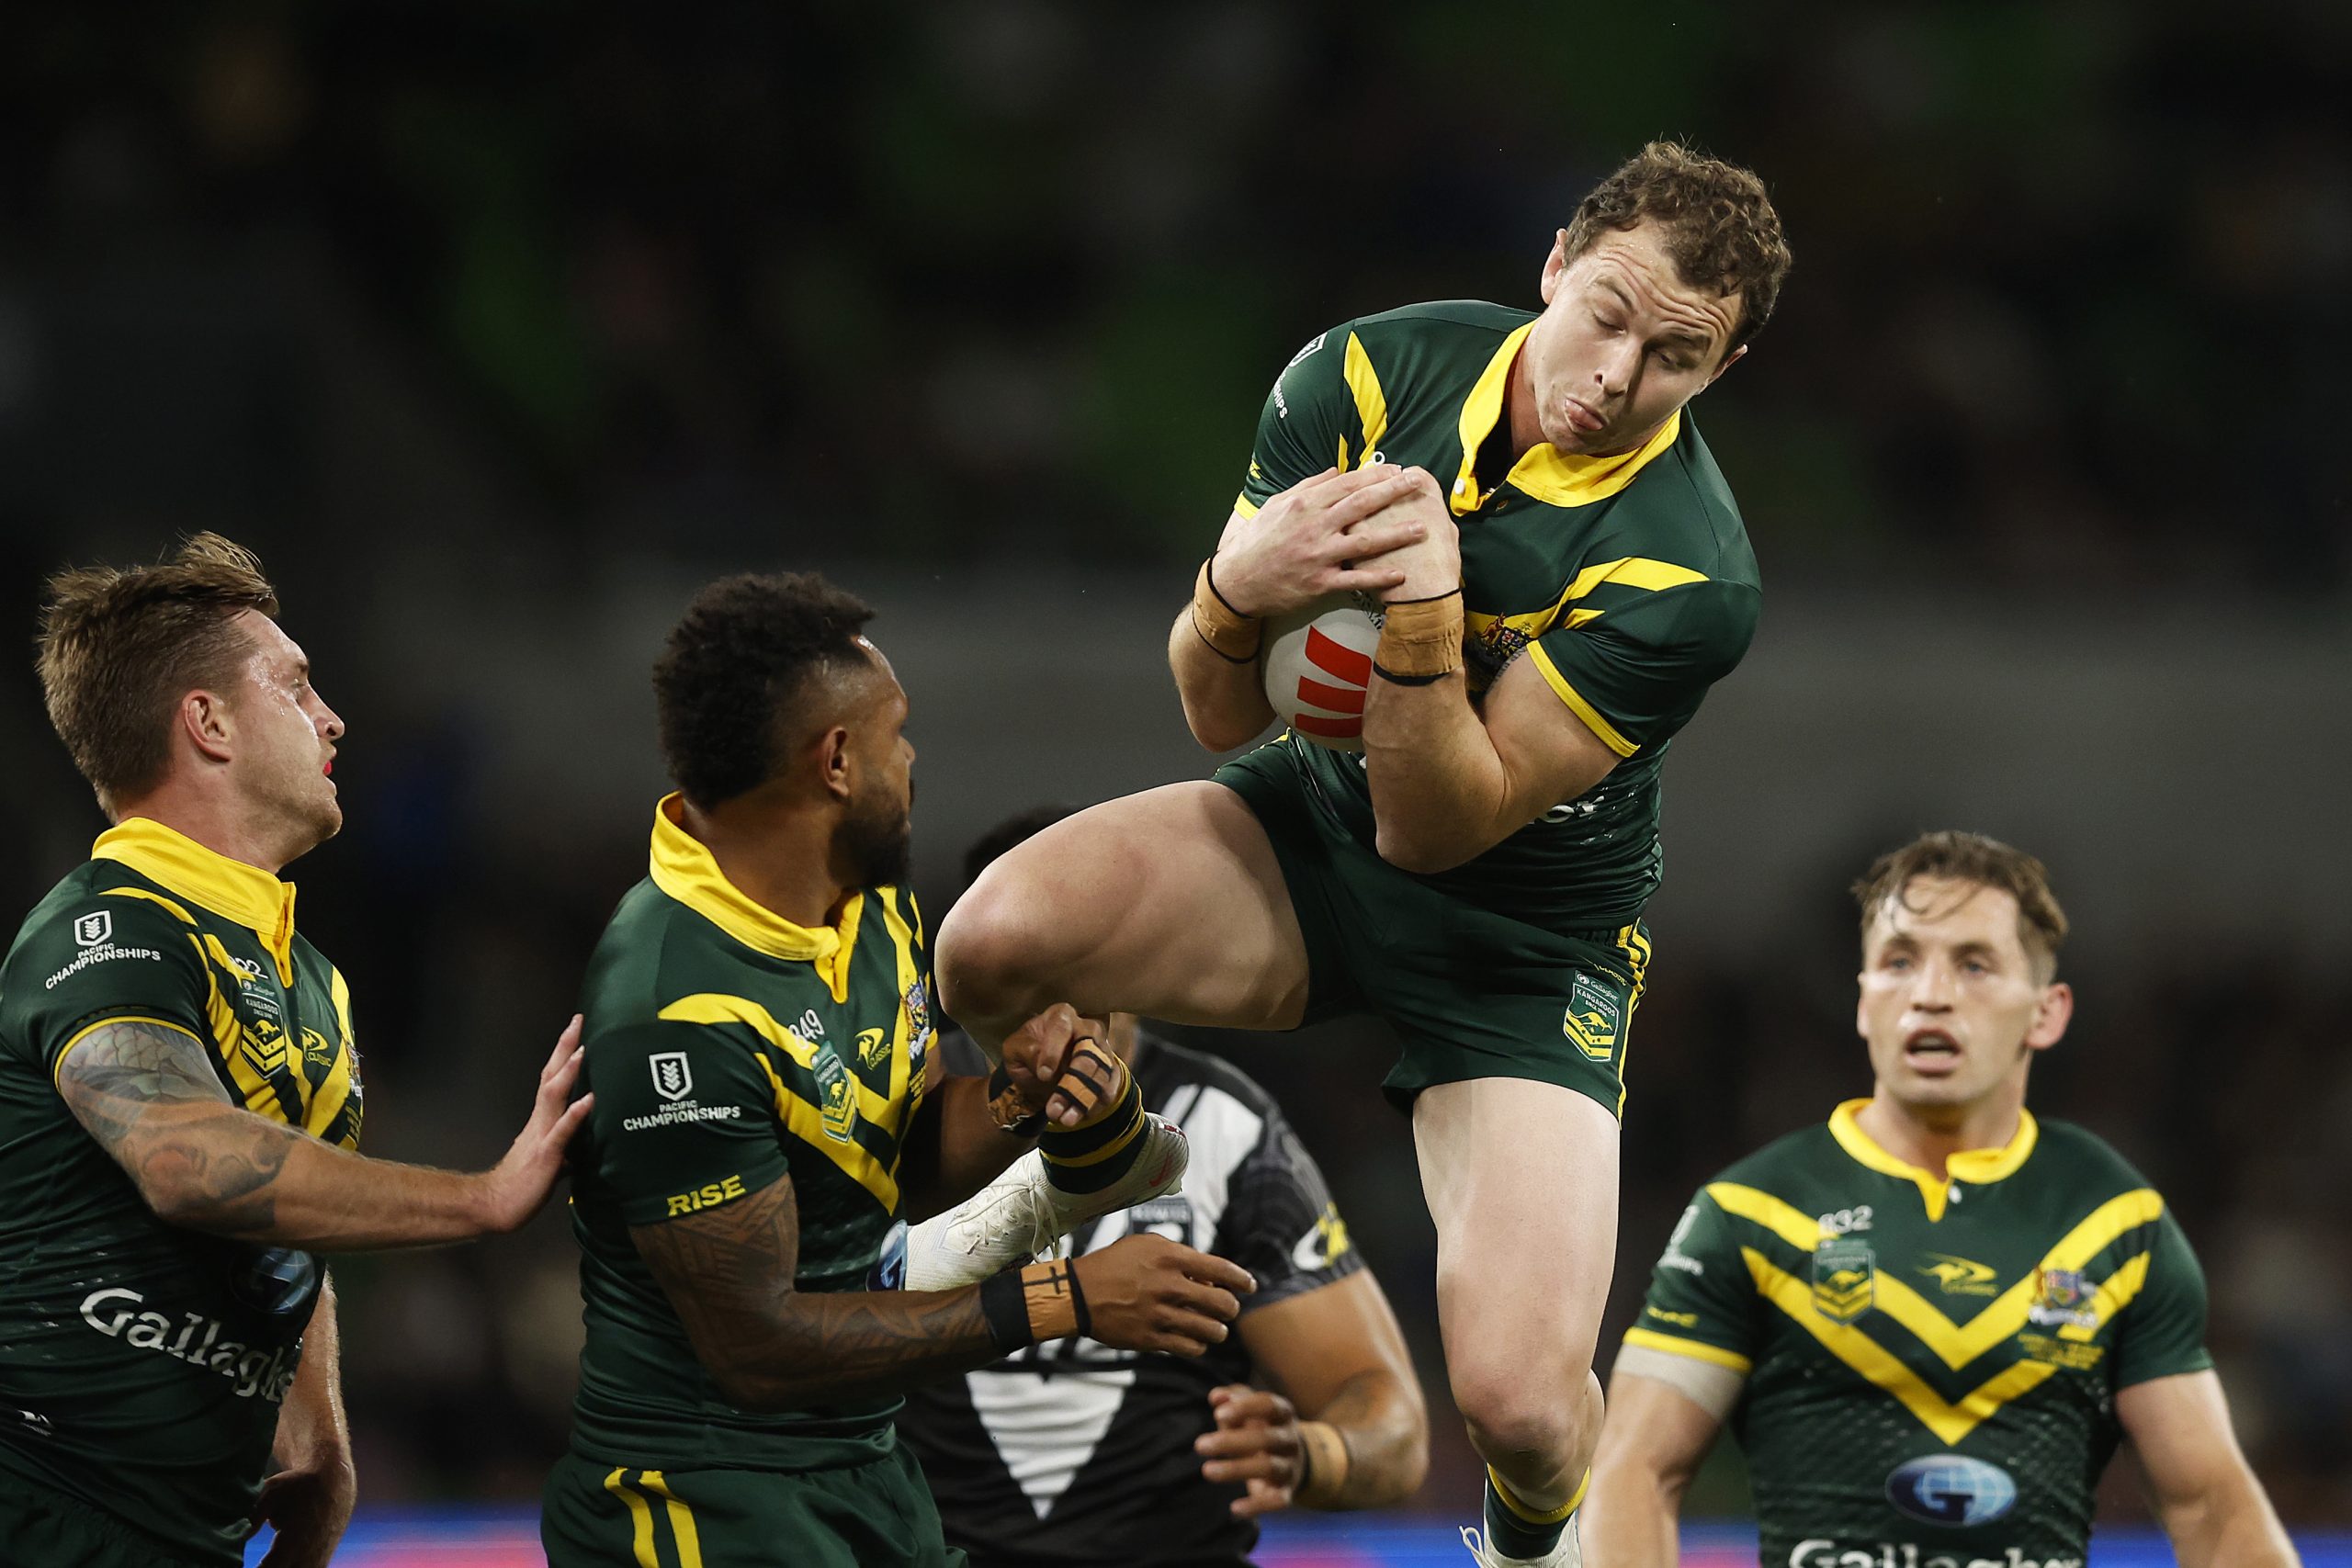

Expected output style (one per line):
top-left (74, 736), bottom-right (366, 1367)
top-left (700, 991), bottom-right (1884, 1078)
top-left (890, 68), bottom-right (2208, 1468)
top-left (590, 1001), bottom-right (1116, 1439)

top-left (1261, 597), bottom-right (1382, 751)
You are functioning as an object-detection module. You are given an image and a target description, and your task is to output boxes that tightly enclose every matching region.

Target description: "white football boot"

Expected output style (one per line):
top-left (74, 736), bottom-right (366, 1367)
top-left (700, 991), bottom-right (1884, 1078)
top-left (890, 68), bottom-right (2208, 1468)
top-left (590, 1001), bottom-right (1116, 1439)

top-left (1459, 1520), bottom-right (1583, 1568)
top-left (902, 1112), bottom-right (1189, 1291)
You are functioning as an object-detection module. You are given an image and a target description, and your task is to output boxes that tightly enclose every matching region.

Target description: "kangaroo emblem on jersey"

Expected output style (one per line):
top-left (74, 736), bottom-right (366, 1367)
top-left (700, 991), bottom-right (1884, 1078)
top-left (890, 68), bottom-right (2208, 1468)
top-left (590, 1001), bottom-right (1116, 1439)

top-left (240, 1015), bottom-right (290, 1077)
top-left (1813, 1236), bottom-right (1876, 1324)
top-left (649, 1052), bottom-right (693, 1102)
top-left (1564, 973), bottom-right (1622, 1060)
top-left (812, 1047), bottom-right (858, 1143)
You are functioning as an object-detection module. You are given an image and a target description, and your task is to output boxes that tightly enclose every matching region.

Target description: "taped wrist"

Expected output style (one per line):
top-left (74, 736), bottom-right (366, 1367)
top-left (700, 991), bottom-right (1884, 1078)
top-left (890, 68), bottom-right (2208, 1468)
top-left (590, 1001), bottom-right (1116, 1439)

top-left (1373, 590), bottom-right (1463, 682)
top-left (985, 1064), bottom-right (1046, 1138)
top-left (979, 1258), bottom-right (1092, 1352)
top-left (1192, 558), bottom-right (1262, 663)
top-left (1294, 1420), bottom-right (1352, 1506)
top-left (1038, 1039), bottom-right (1144, 1174)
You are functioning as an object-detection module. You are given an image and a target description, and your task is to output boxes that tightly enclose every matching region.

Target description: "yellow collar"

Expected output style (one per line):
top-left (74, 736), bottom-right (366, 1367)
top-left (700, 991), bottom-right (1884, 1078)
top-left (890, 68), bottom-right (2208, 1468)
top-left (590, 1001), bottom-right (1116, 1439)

top-left (1827, 1098), bottom-right (2038, 1223)
top-left (1449, 321), bottom-right (1682, 513)
top-left (93, 817), bottom-right (299, 984)
top-left (648, 795), bottom-right (862, 997)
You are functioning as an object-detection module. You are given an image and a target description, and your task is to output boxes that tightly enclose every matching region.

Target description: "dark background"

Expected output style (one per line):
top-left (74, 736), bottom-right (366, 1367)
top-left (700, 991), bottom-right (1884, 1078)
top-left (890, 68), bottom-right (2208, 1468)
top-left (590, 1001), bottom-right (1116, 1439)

top-left (3, 0), bottom-right (2347, 1529)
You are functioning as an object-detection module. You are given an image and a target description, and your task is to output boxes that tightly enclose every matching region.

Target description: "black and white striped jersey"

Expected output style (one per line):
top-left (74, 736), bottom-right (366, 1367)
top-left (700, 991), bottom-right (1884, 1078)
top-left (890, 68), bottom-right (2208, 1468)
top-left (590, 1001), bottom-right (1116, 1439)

top-left (898, 1031), bottom-right (1363, 1567)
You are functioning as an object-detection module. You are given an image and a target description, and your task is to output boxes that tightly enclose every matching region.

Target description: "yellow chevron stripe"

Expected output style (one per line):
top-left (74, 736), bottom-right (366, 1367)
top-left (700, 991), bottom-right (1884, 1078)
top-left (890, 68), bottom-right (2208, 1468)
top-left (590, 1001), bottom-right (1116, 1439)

top-left (303, 964), bottom-right (359, 1145)
top-left (1746, 1247), bottom-right (2058, 1444)
top-left (658, 994), bottom-right (899, 1211)
top-left (1622, 1326), bottom-right (1754, 1374)
top-left (100, 886), bottom-right (198, 926)
top-left (874, 890), bottom-right (922, 1134)
top-left (1231, 492), bottom-right (1260, 520)
top-left (1527, 645), bottom-right (1636, 757)
top-left (1704, 1182), bottom-right (1825, 1251)
top-left (1343, 332), bottom-right (1388, 461)
top-left (602, 1468), bottom-right (659, 1568)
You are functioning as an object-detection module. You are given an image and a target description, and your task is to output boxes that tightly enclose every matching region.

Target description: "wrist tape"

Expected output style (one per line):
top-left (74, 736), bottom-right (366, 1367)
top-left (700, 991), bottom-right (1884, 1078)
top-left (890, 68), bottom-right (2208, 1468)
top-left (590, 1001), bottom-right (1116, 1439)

top-left (1192, 558), bottom-right (1262, 663)
top-left (1295, 1419), bottom-right (1351, 1506)
top-left (979, 1257), bottom-right (1092, 1352)
top-left (1373, 590), bottom-right (1463, 682)
top-left (1038, 1043), bottom-right (1144, 1172)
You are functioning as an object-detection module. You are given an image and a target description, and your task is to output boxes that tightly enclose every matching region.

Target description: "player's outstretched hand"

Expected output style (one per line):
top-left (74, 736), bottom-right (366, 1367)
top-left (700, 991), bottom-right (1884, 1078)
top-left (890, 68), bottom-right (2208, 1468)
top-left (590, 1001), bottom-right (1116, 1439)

top-left (1074, 1232), bottom-right (1254, 1356)
top-left (476, 1014), bottom-right (595, 1234)
top-left (1213, 465), bottom-right (1432, 617)
top-left (996, 1001), bottom-right (1086, 1112)
top-left (1198, 1384), bottom-right (1308, 1517)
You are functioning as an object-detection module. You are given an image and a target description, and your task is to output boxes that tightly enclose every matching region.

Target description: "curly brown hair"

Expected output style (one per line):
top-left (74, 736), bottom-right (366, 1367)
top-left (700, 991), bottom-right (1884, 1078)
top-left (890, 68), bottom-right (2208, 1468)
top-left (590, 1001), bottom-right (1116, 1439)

top-left (38, 532), bottom-right (282, 815)
top-left (1563, 141), bottom-right (1792, 354)
top-left (1851, 830), bottom-right (2070, 981)
top-left (653, 570), bottom-right (876, 808)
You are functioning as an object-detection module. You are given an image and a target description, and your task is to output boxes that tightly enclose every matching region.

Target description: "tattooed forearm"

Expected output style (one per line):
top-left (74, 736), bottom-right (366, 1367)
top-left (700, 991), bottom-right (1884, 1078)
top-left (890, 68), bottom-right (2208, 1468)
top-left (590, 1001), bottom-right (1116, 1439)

top-left (629, 1175), bottom-right (1001, 1410)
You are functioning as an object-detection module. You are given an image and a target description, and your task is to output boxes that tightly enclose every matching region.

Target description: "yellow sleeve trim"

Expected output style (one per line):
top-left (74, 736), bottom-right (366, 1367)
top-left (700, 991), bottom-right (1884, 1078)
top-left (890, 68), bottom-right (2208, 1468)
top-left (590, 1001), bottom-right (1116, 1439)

top-left (1527, 644), bottom-right (1637, 757)
top-left (1622, 1326), bottom-right (1754, 1373)
top-left (53, 1013), bottom-right (205, 1088)
top-left (1231, 493), bottom-right (1261, 520)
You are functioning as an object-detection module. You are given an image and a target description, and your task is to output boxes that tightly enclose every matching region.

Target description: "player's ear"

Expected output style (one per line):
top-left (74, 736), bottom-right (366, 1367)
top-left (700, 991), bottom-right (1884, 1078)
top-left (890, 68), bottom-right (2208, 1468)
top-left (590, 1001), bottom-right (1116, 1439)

top-left (180, 688), bottom-right (235, 765)
top-left (1539, 230), bottom-right (1573, 304)
top-left (1705, 342), bottom-right (1749, 387)
top-left (2024, 981), bottom-right (2073, 1053)
top-left (817, 725), bottom-right (854, 803)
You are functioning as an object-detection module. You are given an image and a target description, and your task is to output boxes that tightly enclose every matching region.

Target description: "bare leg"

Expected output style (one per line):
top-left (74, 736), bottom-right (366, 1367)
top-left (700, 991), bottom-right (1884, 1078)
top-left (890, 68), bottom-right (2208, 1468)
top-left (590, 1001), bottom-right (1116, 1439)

top-left (1416, 1079), bottom-right (1619, 1521)
top-left (935, 782), bottom-right (1312, 1054)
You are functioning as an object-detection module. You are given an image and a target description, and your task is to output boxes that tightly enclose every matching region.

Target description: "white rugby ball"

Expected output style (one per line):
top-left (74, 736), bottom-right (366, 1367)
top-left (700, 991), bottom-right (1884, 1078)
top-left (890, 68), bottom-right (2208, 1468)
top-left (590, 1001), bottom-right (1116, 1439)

top-left (1261, 597), bottom-right (1382, 751)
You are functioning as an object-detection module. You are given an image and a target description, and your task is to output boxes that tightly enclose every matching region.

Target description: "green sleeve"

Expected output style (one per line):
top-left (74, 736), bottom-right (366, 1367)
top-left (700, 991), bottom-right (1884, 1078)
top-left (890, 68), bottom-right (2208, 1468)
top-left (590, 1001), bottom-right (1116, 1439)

top-left (1236, 322), bottom-right (1356, 513)
top-left (584, 1021), bottom-right (791, 1227)
top-left (6, 892), bottom-right (213, 1077)
top-left (1622, 1188), bottom-right (1763, 1372)
top-left (2111, 1209), bottom-right (2215, 1388)
top-left (1529, 579), bottom-right (1759, 759)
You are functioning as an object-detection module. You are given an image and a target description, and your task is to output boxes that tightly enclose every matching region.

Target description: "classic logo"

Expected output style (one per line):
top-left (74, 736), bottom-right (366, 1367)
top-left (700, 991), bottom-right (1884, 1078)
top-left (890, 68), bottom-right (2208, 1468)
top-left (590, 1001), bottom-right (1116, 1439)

top-left (1883, 1453), bottom-right (2019, 1527)
top-left (649, 1052), bottom-right (694, 1102)
top-left (1563, 973), bottom-right (1623, 1061)
top-left (74, 909), bottom-right (113, 947)
top-left (1813, 1236), bottom-right (1876, 1324)
top-left (1919, 1254), bottom-right (2000, 1296)
top-left (812, 1047), bottom-right (857, 1142)
top-left (300, 1027), bottom-right (336, 1067)
top-left (856, 1026), bottom-right (890, 1069)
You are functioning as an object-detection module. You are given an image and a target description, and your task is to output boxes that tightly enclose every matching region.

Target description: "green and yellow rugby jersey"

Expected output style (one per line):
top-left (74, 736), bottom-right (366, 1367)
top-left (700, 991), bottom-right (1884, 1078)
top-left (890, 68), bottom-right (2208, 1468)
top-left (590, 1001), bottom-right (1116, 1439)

top-left (1235, 301), bottom-right (1761, 929)
top-left (1624, 1100), bottom-right (2211, 1568)
top-left (566, 795), bottom-right (939, 1472)
top-left (0, 817), bottom-right (363, 1567)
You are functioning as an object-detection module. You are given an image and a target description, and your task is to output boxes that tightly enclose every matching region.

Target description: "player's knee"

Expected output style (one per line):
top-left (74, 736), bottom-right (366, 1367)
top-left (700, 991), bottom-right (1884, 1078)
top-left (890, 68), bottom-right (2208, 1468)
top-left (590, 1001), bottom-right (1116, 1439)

top-left (934, 868), bottom-right (1064, 1021)
top-left (1450, 1352), bottom-right (1591, 1462)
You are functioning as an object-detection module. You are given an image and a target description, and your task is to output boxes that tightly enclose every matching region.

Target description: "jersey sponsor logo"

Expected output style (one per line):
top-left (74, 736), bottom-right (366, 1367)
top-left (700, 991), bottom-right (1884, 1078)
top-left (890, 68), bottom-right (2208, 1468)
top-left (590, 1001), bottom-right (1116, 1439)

top-left (1788, 1543), bottom-right (2078, 1568)
top-left (903, 976), bottom-right (933, 1046)
top-left (1290, 1201), bottom-right (1353, 1271)
top-left (1884, 1453), bottom-right (2018, 1527)
top-left (79, 1286), bottom-right (300, 1404)
top-left (856, 1027), bottom-right (890, 1069)
top-left (1563, 973), bottom-right (1622, 1060)
top-left (650, 1052), bottom-right (694, 1101)
top-left (1813, 1237), bottom-right (1876, 1324)
top-left (2027, 1267), bottom-right (2098, 1330)
top-left (813, 1045), bottom-right (858, 1142)
top-left (74, 909), bottom-right (113, 947)
top-left (868, 1220), bottom-right (908, 1291)
top-left (229, 1247), bottom-right (322, 1318)
top-left (1919, 1254), bottom-right (2001, 1297)
top-left (1660, 1202), bottom-right (1706, 1274)
top-left (1645, 1305), bottom-right (1701, 1327)
top-left (2017, 1332), bottom-right (2104, 1371)
top-left (664, 1173), bottom-right (748, 1217)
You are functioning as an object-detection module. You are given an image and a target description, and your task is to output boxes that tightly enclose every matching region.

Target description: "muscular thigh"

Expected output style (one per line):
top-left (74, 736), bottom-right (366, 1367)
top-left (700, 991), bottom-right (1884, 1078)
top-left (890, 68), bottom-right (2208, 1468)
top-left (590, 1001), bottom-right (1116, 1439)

top-left (1413, 1078), bottom-right (1619, 1376)
top-left (936, 782), bottom-right (1311, 1034)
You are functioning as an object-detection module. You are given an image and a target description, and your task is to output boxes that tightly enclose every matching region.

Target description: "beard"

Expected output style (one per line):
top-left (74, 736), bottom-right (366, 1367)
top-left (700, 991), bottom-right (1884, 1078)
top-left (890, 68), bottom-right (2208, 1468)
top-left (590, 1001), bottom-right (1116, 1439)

top-left (838, 780), bottom-right (913, 889)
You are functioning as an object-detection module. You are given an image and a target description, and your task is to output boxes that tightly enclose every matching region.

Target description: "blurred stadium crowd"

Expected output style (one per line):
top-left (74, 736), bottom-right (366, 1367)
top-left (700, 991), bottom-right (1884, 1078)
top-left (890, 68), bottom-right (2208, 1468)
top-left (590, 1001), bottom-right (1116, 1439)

top-left (2, 0), bottom-right (2347, 1530)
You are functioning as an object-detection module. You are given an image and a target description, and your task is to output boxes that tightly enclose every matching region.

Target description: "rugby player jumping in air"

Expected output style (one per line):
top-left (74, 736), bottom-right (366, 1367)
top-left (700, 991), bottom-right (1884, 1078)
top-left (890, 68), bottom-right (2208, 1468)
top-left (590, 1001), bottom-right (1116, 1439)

top-left (936, 143), bottom-right (1792, 1565)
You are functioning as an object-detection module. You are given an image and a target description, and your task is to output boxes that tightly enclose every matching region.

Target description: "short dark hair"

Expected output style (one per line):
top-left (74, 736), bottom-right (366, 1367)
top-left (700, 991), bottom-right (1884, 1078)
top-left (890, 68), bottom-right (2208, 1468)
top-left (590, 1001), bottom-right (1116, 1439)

top-left (1563, 140), bottom-right (1792, 354)
top-left (652, 571), bottom-right (876, 808)
top-left (38, 532), bottom-right (282, 814)
top-left (1851, 830), bottom-right (2070, 980)
top-left (962, 803), bottom-right (1079, 892)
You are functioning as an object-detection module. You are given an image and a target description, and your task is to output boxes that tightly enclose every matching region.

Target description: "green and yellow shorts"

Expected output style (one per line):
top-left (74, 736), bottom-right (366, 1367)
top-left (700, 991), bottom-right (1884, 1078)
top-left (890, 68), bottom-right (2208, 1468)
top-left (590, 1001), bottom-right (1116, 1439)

top-left (542, 1445), bottom-right (964, 1568)
top-left (1216, 746), bottom-right (1651, 1118)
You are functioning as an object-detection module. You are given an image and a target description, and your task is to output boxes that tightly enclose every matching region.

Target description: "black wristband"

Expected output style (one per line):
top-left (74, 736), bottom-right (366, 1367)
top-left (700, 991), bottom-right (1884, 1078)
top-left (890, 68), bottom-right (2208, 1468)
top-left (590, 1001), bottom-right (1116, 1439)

top-left (1066, 1260), bottom-right (1093, 1341)
top-left (1204, 557), bottom-right (1250, 618)
top-left (1373, 662), bottom-right (1446, 685)
top-left (978, 1269), bottom-right (1036, 1354)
